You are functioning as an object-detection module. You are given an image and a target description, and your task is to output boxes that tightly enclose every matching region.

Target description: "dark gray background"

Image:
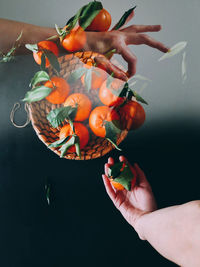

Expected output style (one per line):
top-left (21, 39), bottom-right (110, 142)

top-left (0, 0), bottom-right (200, 266)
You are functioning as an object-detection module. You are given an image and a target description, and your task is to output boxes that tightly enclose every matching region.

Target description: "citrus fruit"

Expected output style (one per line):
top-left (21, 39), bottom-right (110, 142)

top-left (61, 26), bottom-right (86, 53)
top-left (33, 41), bottom-right (59, 68)
top-left (118, 100), bottom-right (146, 130)
top-left (82, 8), bottom-right (112, 32)
top-left (99, 78), bottom-right (125, 107)
top-left (81, 65), bottom-right (107, 90)
top-left (89, 106), bottom-right (120, 138)
top-left (64, 93), bottom-right (92, 121)
top-left (45, 77), bottom-right (70, 104)
top-left (59, 122), bottom-right (89, 153)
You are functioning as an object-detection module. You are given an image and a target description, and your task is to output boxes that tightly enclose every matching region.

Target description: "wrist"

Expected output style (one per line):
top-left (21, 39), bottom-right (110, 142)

top-left (133, 212), bottom-right (150, 241)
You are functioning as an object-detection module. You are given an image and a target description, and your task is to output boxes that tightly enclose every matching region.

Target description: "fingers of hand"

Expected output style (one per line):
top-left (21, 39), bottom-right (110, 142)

top-left (94, 56), bottom-right (128, 81)
top-left (118, 44), bottom-right (137, 77)
top-left (102, 174), bottom-right (116, 200)
top-left (121, 24), bottom-right (162, 33)
top-left (138, 33), bottom-right (169, 53)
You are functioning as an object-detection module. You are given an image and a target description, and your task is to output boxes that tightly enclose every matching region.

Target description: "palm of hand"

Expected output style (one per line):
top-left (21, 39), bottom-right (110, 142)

top-left (103, 156), bottom-right (157, 227)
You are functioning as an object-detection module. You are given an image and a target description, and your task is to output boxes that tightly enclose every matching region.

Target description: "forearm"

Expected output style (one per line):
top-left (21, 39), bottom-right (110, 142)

top-left (0, 18), bottom-right (57, 54)
top-left (135, 201), bottom-right (200, 267)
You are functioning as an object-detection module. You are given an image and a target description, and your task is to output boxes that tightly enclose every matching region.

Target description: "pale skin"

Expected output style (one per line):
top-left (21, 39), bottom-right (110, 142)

top-left (0, 18), bottom-right (169, 80)
top-left (103, 156), bottom-right (200, 267)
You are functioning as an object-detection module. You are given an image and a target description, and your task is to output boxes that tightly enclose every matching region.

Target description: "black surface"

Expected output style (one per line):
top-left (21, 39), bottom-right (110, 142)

top-left (0, 55), bottom-right (199, 267)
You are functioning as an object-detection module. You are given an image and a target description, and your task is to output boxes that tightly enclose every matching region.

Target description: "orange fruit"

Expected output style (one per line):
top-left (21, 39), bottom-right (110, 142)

top-left (110, 166), bottom-right (137, 191)
top-left (61, 26), bottom-right (86, 53)
top-left (45, 77), bottom-right (70, 104)
top-left (33, 41), bottom-right (59, 68)
top-left (64, 93), bottom-right (92, 121)
top-left (82, 9), bottom-right (112, 32)
top-left (89, 106), bottom-right (120, 138)
top-left (81, 65), bottom-right (107, 90)
top-left (99, 78), bottom-right (125, 107)
top-left (118, 100), bottom-right (146, 130)
top-left (59, 123), bottom-right (89, 153)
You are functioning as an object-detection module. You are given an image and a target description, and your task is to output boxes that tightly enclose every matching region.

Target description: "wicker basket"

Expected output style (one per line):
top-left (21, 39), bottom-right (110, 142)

top-left (29, 51), bottom-right (128, 160)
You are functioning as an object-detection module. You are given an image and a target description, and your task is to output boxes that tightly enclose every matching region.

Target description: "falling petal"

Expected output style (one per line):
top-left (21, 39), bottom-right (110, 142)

top-left (159, 41), bottom-right (187, 61)
top-left (182, 51), bottom-right (187, 84)
top-left (132, 74), bottom-right (152, 82)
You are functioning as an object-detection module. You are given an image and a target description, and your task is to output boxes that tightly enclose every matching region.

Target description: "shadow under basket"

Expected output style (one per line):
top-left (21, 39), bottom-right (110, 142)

top-left (29, 51), bottom-right (128, 160)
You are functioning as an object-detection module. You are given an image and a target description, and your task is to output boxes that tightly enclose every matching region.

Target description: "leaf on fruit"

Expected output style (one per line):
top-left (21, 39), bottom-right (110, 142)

top-left (48, 136), bottom-right (71, 148)
top-left (74, 135), bottom-right (81, 159)
top-left (108, 162), bottom-right (124, 178)
top-left (59, 136), bottom-right (76, 158)
top-left (84, 68), bottom-right (92, 92)
top-left (68, 68), bottom-right (87, 84)
top-left (114, 165), bottom-right (133, 191)
top-left (66, 5), bottom-right (86, 31)
top-left (30, 71), bottom-right (50, 88)
top-left (158, 41), bottom-right (187, 61)
top-left (25, 43), bottom-right (38, 53)
top-left (182, 51), bottom-right (187, 84)
top-left (40, 53), bottom-right (46, 71)
top-left (105, 120), bottom-right (122, 151)
top-left (79, 1), bottom-right (103, 30)
top-left (130, 90), bottom-right (148, 105)
top-left (22, 86), bottom-right (52, 103)
top-left (112, 6), bottom-right (137, 30)
top-left (42, 49), bottom-right (60, 73)
top-left (47, 106), bottom-right (77, 128)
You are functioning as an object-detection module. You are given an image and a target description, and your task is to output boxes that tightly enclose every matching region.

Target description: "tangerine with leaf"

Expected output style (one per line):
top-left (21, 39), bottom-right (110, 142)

top-left (59, 122), bottom-right (89, 154)
top-left (99, 78), bottom-right (125, 107)
top-left (118, 100), bottom-right (146, 130)
top-left (33, 41), bottom-right (59, 68)
top-left (81, 64), bottom-right (107, 90)
top-left (64, 93), bottom-right (92, 121)
top-left (45, 77), bottom-right (70, 104)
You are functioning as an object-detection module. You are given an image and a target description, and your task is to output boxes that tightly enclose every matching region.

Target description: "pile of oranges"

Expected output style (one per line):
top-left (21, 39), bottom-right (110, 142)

top-left (23, 1), bottom-right (145, 159)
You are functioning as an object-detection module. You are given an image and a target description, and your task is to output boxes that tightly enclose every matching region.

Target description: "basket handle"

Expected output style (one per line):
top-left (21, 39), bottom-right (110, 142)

top-left (10, 102), bottom-right (30, 128)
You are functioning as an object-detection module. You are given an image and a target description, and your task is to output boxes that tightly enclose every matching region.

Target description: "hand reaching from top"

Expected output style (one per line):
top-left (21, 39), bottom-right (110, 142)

top-left (102, 156), bottom-right (157, 231)
top-left (85, 24), bottom-right (169, 80)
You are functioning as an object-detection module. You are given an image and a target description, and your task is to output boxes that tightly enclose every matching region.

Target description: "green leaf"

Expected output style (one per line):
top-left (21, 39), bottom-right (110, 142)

top-left (108, 162), bottom-right (124, 178)
top-left (105, 120), bottom-right (122, 151)
top-left (42, 49), bottom-right (60, 73)
top-left (48, 136), bottom-right (71, 148)
top-left (68, 68), bottom-right (87, 84)
top-left (132, 90), bottom-right (148, 105)
top-left (6, 47), bottom-right (16, 57)
top-left (25, 43), bottom-right (38, 53)
top-left (79, 1), bottom-right (103, 30)
top-left (45, 183), bottom-right (51, 205)
top-left (23, 86), bottom-right (52, 103)
top-left (16, 31), bottom-right (23, 42)
top-left (40, 53), bottom-right (46, 71)
top-left (47, 106), bottom-right (77, 128)
top-left (59, 136), bottom-right (76, 157)
top-left (118, 82), bottom-right (129, 98)
top-left (114, 165), bottom-right (134, 191)
top-left (66, 5), bottom-right (86, 31)
top-left (113, 6), bottom-right (137, 30)
top-left (84, 68), bottom-right (92, 92)
top-left (75, 136), bottom-right (81, 158)
top-left (30, 71), bottom-right (50, 88)
top-left (55, 24), bottom-right (63, 36)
